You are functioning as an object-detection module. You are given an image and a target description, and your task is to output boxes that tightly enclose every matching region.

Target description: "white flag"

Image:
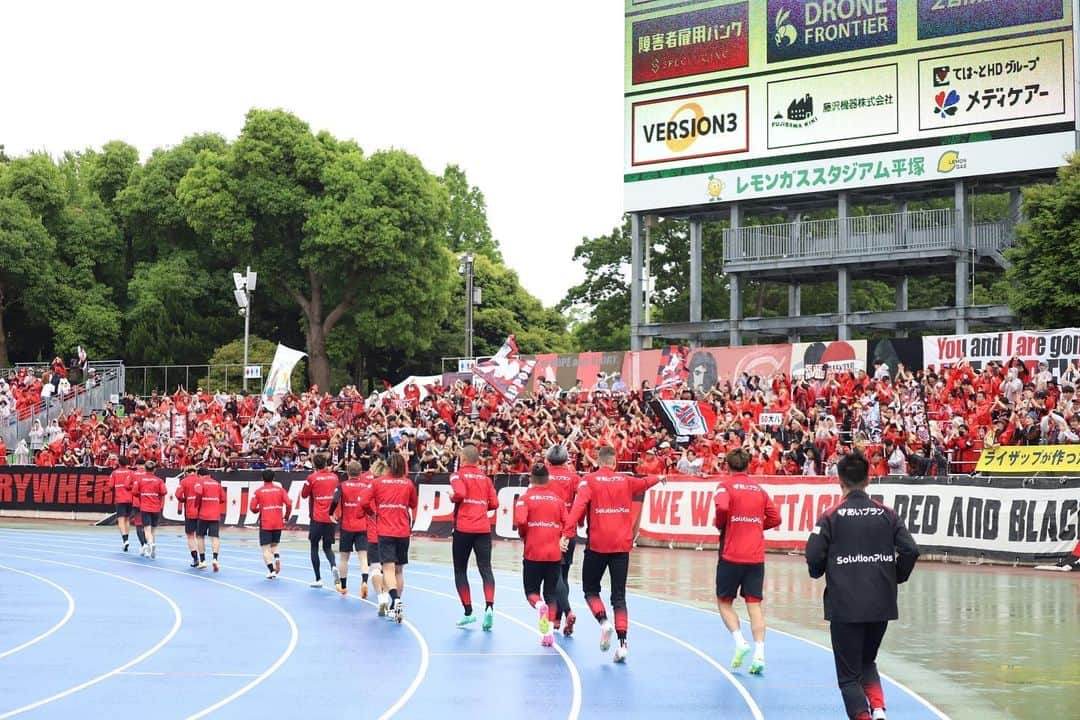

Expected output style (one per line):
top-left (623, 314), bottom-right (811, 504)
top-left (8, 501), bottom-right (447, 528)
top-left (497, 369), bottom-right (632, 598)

top-left (261, 344), bottom-right (306, 410)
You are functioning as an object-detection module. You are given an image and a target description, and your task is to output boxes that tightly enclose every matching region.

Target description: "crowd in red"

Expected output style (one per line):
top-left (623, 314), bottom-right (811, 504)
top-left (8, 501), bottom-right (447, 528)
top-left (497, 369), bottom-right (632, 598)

top-left (3, 357), bottom-right (1078, 475)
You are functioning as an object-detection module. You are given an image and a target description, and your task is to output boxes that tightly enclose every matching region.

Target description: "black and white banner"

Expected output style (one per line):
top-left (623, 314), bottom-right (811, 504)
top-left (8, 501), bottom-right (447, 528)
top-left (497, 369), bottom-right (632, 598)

top-left (1, 467), bottom-right (1076, 563)
top-left (637, 475), bottom-right (1080, 562)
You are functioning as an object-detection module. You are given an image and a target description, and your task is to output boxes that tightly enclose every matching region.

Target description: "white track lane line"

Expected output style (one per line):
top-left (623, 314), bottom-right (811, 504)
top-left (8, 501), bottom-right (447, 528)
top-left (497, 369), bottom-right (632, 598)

top-left (84, 535), bottom-right (579, 720)
top-left (407, 559), bottom-right (951, 719)
top-left (617, 586), bottom-right (951, 720)
top-left (0, 537), bottom-right (297, 720)
top-left (0, 531), bottom-right (426, 720)
top-left (0, 557), bottom-right (182, 720)
top-left (401, 564), bottom-right (765, 719)
top-left (0, 565), bottom-right (76, 661)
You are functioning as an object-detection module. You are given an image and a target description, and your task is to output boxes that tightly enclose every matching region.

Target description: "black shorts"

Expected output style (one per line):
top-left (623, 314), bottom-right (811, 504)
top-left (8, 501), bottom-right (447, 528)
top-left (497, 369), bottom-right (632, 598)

top-left (196, 520), bottom-right (220, 538)
top-left (308, 521), bottom-right (336, 544)
top-left (378, 536), bottom-right (410, 565)
top-left (715, 560), bottom-right (765, 602)
top-left (259, 529), bottom-right (282, 546)
top-left (140, 511), bottom-right (160, 528)
top-left (115, 503), bottom-right (132, 516)
top-left (184, 518), bottom-right (199, 534)
top-left (339, 530), bottom-right (368, 553)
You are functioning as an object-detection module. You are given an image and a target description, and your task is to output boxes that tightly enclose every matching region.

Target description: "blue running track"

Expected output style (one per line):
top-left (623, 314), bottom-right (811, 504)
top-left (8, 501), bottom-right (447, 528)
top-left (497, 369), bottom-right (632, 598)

top-left (0, 527), bottom-right (949, 719)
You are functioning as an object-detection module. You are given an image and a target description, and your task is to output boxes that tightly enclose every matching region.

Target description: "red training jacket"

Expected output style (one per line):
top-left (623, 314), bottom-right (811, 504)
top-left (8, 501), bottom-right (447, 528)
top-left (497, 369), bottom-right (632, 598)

top-left (362, 475), bottom-right (417, 539)
top-left (175, 473), bottom-right (202, 517)
top-left (514, 485), bottom-right (567, 562)
top-left (195, 476), bottom-right (226, 521)
top-left (138, 473), bottom-right (166, 514)
top-left (449, 464), bottom-right (498, 533)
top-left (360, 472), bottom-right (379, 544)
top-left (109, 467), bottom-right (135, 505)
top-left (302, 470), bottom-right (340, 523)
top-left (713, 472), bottom-right (781, 564)
top-left (249, 483), bottom-right (293, 531)
top-left (564, 466), bottom-right (661, 553)
top-left (546, 464), bottom-right (579, 511)
top-left (336, 477), bottom-right (369, 532)
top-left (131, 474), bottom-right (142, 510)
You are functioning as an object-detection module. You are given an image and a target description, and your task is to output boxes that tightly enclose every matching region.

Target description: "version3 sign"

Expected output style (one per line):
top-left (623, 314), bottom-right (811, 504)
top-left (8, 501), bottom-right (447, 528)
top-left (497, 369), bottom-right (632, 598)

top-left (631, 88), bottom-right (749, 166)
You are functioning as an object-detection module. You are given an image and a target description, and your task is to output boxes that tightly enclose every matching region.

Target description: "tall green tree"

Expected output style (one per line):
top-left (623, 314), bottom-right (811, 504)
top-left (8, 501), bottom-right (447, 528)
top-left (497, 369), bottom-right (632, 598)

top-left (116, 134), bottom-right (247, 363)
top-left (1006, 156), bottom-right (1080, 327)
top-left (177, 109), bottom-right (454, 390)
top-left (441, 164), bottom-right (501, 261)
top-left (0, 197), bottom-right (56, 367)
top-left (558, 222), bottom-right (632, 351)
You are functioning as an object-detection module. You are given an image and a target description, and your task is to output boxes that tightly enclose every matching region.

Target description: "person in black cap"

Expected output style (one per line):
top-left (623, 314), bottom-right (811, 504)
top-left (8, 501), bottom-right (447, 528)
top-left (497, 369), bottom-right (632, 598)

top-left (805, 452), bottom-right (920, 720)
top-left (545, 444), bottom-right (579, 635)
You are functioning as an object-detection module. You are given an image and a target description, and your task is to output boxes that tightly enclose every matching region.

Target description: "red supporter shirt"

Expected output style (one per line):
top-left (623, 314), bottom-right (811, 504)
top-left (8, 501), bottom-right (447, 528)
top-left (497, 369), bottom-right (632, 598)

top-left (362, 475), bottom-right (417, 539)
top-left (564, 466), bottom-right (661, 553)
top-left (249, 483), bottom-right (293, 531)
top-left (109, 468), bottom-right (135, 504)
top-left (302, 470), bottom-right (340, 524)
top-left (713, 472), bottom-right (781, 564)
top-left (336, 477), bottom-right (369, 532)
top-left (195, 477), bottom-right (226, 521)
top-left (138, 473), bottom-right (166, 514)
top-left (175, 473), bottom-right (202, 516)
top-left (449, 464), bottom-right (498, 533)
top-left (514, 485), bottom-right (567, 562)
top-left (545, 464), bottom-right (578, 511)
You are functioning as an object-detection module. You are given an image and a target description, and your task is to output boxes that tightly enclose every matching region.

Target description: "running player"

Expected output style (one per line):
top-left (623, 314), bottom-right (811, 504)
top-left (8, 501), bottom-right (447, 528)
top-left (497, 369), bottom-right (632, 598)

top-left (108, 456), bottom-right (136, 552)
top-left (713, 448), bottom-right (781, 674)
top-left (561, 445), bottom-right (663, 663)
top-left (545, 444), bottom-right (578, 636)
top-left (194, 467), bottom-right (225, 571)
top-left (806, 452), bottom-right (920, 720)
top-left (514, 464), bottom-right (566, 647)
top-left (329, 461), bottom-right (371, 598)
top-left (137, 460), bottom-right (166, 559)
top-left (249, 468), bottom-right (293, 579)
top-left (175, 466), bottom-right (203, 567)
top-left (364, 459), bottom-right (390, 614)
top-left (301, 454), bottom-right (340, 588)
top-left (361, 452), bottom-right (417, 623)
top-left (449, 445), bottom-right (499, 629)
top-left (129, 465), bottom-right (147, 556)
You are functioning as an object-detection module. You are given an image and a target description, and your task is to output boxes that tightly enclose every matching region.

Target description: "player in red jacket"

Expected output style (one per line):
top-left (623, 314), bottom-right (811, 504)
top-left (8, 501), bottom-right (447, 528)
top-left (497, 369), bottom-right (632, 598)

top-left (546, 444), bottom-right (579, 635)
top-left (329, 461), bottom-right (372, 598)
top-left (562, 445), bottom-right (663, 663)
top-left (360, 452), bottom-right (417, 622)
top-left (129, 468), bottom-right (147, 555)
top-left (108, 456), bottom-right (136, 552)
top-left (175, 465), bottom-right (203, 567)
top-left (301, 454), bottom-right (340, 588)
top-left (713, 448), bottom-right (782, 675)
top-left (449, 444), bottom-right (499, 629)
top-left (249, 469), bottom-right (294, 579)
top-left (361, 459), bottom-right (389, 608)
top-left (137, 460), bottom-right (167, 559)
top-left (514, 464), bottom-right (567, 647)
top-left (194, 466), bottom-right (225, 571)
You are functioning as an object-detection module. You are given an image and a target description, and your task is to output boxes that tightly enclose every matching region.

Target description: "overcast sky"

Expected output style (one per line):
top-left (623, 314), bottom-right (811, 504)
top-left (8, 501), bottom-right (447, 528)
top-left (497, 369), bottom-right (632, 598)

top-left (2, 1), bottom-right (625, 307)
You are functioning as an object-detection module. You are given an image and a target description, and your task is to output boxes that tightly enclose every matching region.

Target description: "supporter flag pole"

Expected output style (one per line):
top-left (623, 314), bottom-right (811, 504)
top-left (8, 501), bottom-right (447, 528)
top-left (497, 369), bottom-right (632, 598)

top-left (261, 344), bottom-right (306, 411)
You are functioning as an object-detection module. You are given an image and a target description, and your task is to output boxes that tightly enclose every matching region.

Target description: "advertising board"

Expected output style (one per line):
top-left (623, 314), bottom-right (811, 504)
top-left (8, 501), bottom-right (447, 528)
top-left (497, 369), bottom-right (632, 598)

top-left (624, 1), bottom-right (1076, 211)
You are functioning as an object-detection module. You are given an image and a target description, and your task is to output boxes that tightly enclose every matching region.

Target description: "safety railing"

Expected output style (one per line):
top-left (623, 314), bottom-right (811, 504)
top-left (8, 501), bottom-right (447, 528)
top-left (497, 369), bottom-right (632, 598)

top-left (723, 208), bottom-right (1012, 265)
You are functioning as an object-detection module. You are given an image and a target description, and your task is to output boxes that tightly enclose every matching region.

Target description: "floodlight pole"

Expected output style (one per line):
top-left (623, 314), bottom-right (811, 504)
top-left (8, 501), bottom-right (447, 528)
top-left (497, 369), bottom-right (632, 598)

top-left (242, 266), bottom-right (253, 392)
top-left (463, 253), bottom-right (474, 359)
